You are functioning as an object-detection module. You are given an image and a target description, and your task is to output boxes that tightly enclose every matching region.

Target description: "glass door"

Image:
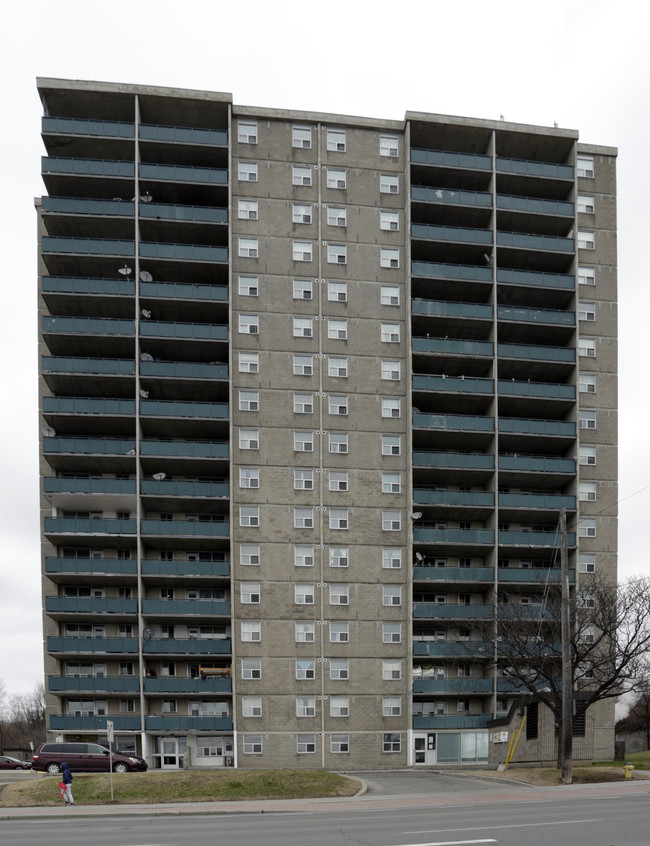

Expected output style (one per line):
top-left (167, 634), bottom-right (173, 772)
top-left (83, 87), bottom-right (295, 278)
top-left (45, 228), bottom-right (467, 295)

top-left (161, 738), bottom-right (179, 769)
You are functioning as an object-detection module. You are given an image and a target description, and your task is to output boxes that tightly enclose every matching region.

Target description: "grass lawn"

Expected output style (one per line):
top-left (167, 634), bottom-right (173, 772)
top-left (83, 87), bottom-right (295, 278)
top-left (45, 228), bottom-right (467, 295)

top-left (0, 769), bottom-right (361, 807)
top-left (592, 750), bottom-right (650, 769)
top-left (478, 764), bottom-right (650, 786)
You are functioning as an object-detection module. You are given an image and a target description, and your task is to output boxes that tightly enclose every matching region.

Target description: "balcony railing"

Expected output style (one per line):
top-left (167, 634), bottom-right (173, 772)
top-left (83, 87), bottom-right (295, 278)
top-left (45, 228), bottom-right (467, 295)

top-left (496, 157), bottom-right (574, 180)
top-left (498, 493), bottom-right (576, 510)
top-left (413, 714), bottom-right (492, 730)
top-left (43, 116), bottom-right (135, 139)
top-left (42, 276), bottom-right (135, 296)
top-left (497, 268), bottom-right (575, 290)
top-left (411, 185), bottom-right (492, 207)
top-left (48, 676), bottom-right (139, 693)
top-left (141, 599), bottom-right (230, 615)
top-left (411, 224), bottom-right (493, 245)
top-left (412, 451), bottom-right (494, 470)
top-left (42, 357), bottom-right (135, 376)
top-left (139, 321), bottom-right (228, 340)
top-left (44, 518), bottom-right (137, 535)
top-left (46, 597), bottom-right (137, 614)
top-left (140, 202), bottom-right (227, 224)
top-left (411, 148), bottom-right (492, 170)
top-left (50, 715), bottom-right (141, 731)
top-left (413, 603), bottom-right (494, 619)
top-left (47, 637), bottom-right (138, 654)
top-left (42, 157), bottom-right (134, 177)
top-left (140, 520), bottom-right (229, 537)
top-left (413, 490), bottom-right (494, 508)
top-left (43, 437), bottom-right (136, 455)
top-left (497, 231), bottom-right (574, 253)
top-left (139, 163), bottom-right (227, 185)
top-left (414, 566), bottom-right (494, 582)
top-left (144, 678), bottom-right (231, 694)
top-left (413, 413), bottom-right (494, 432)
top-left (499, 454), bottom-right (575, 473)
top-left (139, 242), bottom-right (228, 263)
top-left (413, 678), bottom-right (493, 694)
top-left (140, 361), bottom-right (228, 380)
top-left (141, 560), bottom-right (230, 578)
top-left (498, 380), bottom-right (575, 400)
top-left (413, 641), bottom-right (492, 657)
top-left (139, 124), bottom-right (227, 146)
top-left (41, 236), bottom-right (134, 256)
top-left (145, 716), bottom-right (233, 731)
top-left (144, 638), bottom-right (231, 655)
top-left (497, 343), bottom-right (575, 364)
top-left (496, 194), bottom-right (574, 216)
top-left (413, 374), bottom-right (494, 395)
top-left (412, 299), bottom-right (493, 320)
top-left (411, 261), bottom-right (492, 282)
top-left (498, 568), bottom-right (575, 584)
top-left (42, 316), bottom-right (134, 335)
top-left (43, 397), bottom-right (135, 415)
top-left (499, 530), bottom-right (576, 547)
top-left (498, 418), bottom-right (575, 437)
top-left (140, 480), bottom-right (229, 498)
top-left (413, 529), bottom-right (494, 544)
top-left (140, 281), bottom-right (227, 301)
top-left (45, 558), bottom-right (137, 575)
top-left (413, 337), bottom-right (493, 357)
top-left (140, 440), bottom-right (228, 459)
top-left (42, 197), bottom-right (135, 217)
top-left (44, 478), bottom-right (135, 495)
top-left (140, 400), bottom-right (228, 419)
top-left (498, 305), bottom-right (575, 326)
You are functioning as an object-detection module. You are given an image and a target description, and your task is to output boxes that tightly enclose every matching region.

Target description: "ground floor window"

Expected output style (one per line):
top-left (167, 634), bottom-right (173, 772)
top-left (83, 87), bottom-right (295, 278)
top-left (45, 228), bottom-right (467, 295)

top-left (196, 735), bottom-right (233, 757)
top-left (437, 731), bottom-right (488, 763)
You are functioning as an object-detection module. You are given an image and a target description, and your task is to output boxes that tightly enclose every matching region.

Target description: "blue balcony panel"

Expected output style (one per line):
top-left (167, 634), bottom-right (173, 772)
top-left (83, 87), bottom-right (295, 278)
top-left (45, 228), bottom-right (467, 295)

top-left (141, 361), bottom-right (228, 381)
top-left (413, 678), bottom-right (493, 694)
top-left (413, 604), bottom-right (494, 620)
top-left (42, 356), bottom-right (135, 376)
top-left (498, 569), bottom-right (575, 584)
top-left (42, 197), bottom-right (135, 217)
top-left (140, 203), bottom-right (227, 224)
top-left (42, 157), bottom-right (135, 178)
top-left (498, 493), bottom-right (576, 510)
top-left (496, 194), bottom-right (574, 217)
top-left (144, 678), bottom-right (231, 694)
top-left (412, 451), bottom-right (494, 470)
top-left (413, 374), bottom-right (494, 395)
top-left (497, 268), bottom-right (575, 290)
top-left (45, 557), bottom-right (137, 576)
top-left (48, 676), bottom-right (139, 693)
top-left (496, 157), bottom-right (573, 180)
top-left (141, 599), bottom-right (230, 616)
top-left (44, 518), bottom-right (137, 535)
top-left (43, 397), bottom-right (135, 416)
top-left (498, 305), bottom-right (574, 327)
top-left (140, 242), bottom-right (228, 263)
top-left (141, 480), bottom-right (228, 498)
top-left (411, 224), bottom-right (493, 246)
top-left (140, 440), bottom-right (228, 459)
top-left (497, 231), bottom-right (574, 253)
top-left (43, 437), bottom-right (136, 455)
top-left (140, 281), bottom-right (227, 302)
top-left (411, 185), bottom-right (492, 207)
top-left (140, 321), bottom-right (227, 341)
top-left (413, 337), bottom-right (493, 357)
top-left (499, 455), bottom-right (575, 474)
top-left (42, 316), bottom-right (135, 336)
top-left (414, 566), bottom-right (494, 582)
top-left (145, 716), bottom-right (233, 731)
top-left (411, 261), bottom-right (492, 282)
top-left (413, 413), bottom-right (494, 433)
top-left (44, 478), bottom-right (135, 495)
top-left (498, 343), bottom-right (575, 364)
top-left (47, 637), bottom-right (138, 654)
top-left (43, 117), bottom-right (135, 139)
top-left (413, 641), bottom-right (492, 657)
top-left (139, 163), bottom-right (227, 185)
top-left (42, 237), bottom-right (135, 257)
top-left (139, 124), bottom-right (227, 146)
top-left (42, 276), bottom-right (135, 297)
top-left (50, 715), bottom-right (141, 731)
top-left (141, 520), bottom-right (229, 537)
top-left (413, 714), bottom-right (492, 730)
top-left (498, 380), bottom-right (575, 400)
top-left (413, 490), bottom-right (494, 508)
top-left (413, 529), bottom-right (494, 545)
top-left (411, 148), bottom-right (492, 171)
top-left (412, 299), bottom-right (493, 320)
top-left (144, 638), bottom-right (231, 655)
top-left (499, 530), bottom-right (576, 547)
top-left (499, 418), bottom-right (575, 438)
top-left (45, 597), bottom-right (137, 614)
top-left (140, 400), bottom-right (228, 419)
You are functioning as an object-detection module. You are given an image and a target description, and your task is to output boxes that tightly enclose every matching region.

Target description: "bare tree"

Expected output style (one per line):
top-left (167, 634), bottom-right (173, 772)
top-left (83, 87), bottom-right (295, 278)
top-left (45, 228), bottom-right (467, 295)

top-left (465, 574), bottom-right (650, 768)
top-left (616, 678), bottom-right (650, 750)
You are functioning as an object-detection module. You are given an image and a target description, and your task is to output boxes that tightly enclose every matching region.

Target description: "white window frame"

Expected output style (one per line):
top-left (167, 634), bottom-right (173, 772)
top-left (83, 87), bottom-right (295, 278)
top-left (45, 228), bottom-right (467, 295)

top-left (380, 248), bottom-right (400, 268)
top-left (382, 659), bottom-right (402, 680)
top-left (380, 285), bottom-right (400, 306)
top-left (579, 446), bottom-right (597, 466)
top-left (238, 121), bottom-right (257, 144)
top-left (578, 266), bottom-right (596, 286)
top-left (241, 621), bottom-right (261, 643)
top-left (330, 622), bottom-right (349, 643)
top-left (578, 231), bottom-right (596, 250)
top-left (329, 584), bottom-right (349, 606)
top-left (238, 199), bottom-right (259, 221)
top-left (292, 165), bottom-right (312, 186)
top-left (382, 398), bottom-right (401, 418)
top-left (579, 518), bottom-right (596, 538)
top-left (328, 319), bottom-right (348, 340)
top-left (239, 352), bottom-right (259, 373)
top-left (578, 337), bottom-right (597, 357)
top-left (294, 544), bottom-right (315, 567)
top-left (380, 173), bottom-right (399, 194)
top-left (328, 281), bottom-right (347, 302)
top-left (295, 621), bottom-right (315, 643)
top-left (293, 393), bottom-right (314, 414)
top-left (293, 430), bottom-right (314, 453)
top-left (331, 733), bottom-right (349, 753)
top-left (238, 428), bottom-right (259, 450)
top-left (293, 317), bottom-right (313, 338)
top-left (381, 360), bottom-right (401, 381)
top-left (579, 481), bottom-right (597, 502)
top-left (293, 240), bottom-right (313, 262)
top-left (578, 195), bottom-right (595, 214)
top-left (380, 134), bottom-right (399, 157)
top-left (327, 206), bottom-right (347, 227)
top-left (238, 275), bottom-right (259, 296)
top-left (382, 548), bottom-right (402, 569)
top-left (238, 161), bottom-right (258, 182)
top-left (330, 658), bottom-right (349, 680)
top-left (242, 696), bottom-right (262, 717)
top-left (328, 394), bottom-right (348, 416)
top-left (382, 510), bottom-right (402, 531)
top-left (382, 696), bottom-right (401, 716)
top-left (579, 410), bottom-right (597, 429)
top-left (296, 733), bottom-right (316, 753)
top-left (329, 471), bottom-right (348, 492)
top-left (383, 623), bottom-right (402, 644)
top-left (380, 210), bottom-right (400, 231)
top-left (381, 434), bottom-right (401, 456)
top-left (243, 733), bottom-right (262, 754)
top-left (296, 696), bottom-right (316, 717)
top-left (293, 354), bottom-right (313, 376)
top-left (239, 467), bottom-right (259, 489)
top-left (240, 543), bottom-right (260, 566)
top-left (328, 357), bottom-right (348, 378)
top-left (240, 581), bottom-right (260, 604)
top-left (330, 695), bottom-right (349, 717)
top-left (296, 659), bottom-right (315, 680)
top-left (329, 546), bottom-right (349, 568)
top-left (579, 302), bottom-right (596, 321)
top-left (293, 278), bottom-right (313, 300)
top-left (577, 154), bottom-right (594, 178)
top-left (295, 583), bottom-right (315, 605)
top-left (381, 322), bottom-right (400, 343)
top-left (292, 125), bottom-right (312, 149)
top-left (327, 129), bottom-right (346, 152)
top-left (239, 390), bottom-right (259, 412)
top-left (239, 314), bottom-right (259, 335)
top-left (329, 508), bottom-right (349, 530)
top-left (294, 470), bottom-right (314, 492)
top-left (578, 374), bottom-right (597, 394)
top-left (578, 553), bottom-right (596, 574)
top-left (327, 244), bottom-right (347, 265)
top-left (383, 585), bottom-right (402, 606)
top-left (327, 168), bottom-right (347, 189)
top-left (294, 507), bottom-right (314, 529)
top-left (329, 432), bottom-right (348, 454)
top-left (382, 472), bottom-right (401, 494)
top-left (242, 659), bottom-right (261, 680)
top-left (292, 203), bottom-right (312, 224)
top-left (238, 238), bottom-right (259, 260)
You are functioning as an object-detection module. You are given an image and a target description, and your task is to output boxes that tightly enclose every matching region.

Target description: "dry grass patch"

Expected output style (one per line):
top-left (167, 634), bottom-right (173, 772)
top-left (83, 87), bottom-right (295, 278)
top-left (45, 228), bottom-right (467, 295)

top-left (477, 767), bottom-right (650, 786)
top-left (0, 770), bottom-right (361, 807)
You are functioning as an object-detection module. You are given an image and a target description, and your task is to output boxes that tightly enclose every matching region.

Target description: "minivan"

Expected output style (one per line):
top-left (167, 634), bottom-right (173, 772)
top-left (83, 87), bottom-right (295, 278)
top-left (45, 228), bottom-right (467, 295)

top-left (32, 742), bottom-right (147, 774)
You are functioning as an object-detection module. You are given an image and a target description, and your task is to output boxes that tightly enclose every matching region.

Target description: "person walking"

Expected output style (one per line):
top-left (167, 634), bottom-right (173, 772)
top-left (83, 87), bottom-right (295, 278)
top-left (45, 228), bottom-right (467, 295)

top-left (60, 762), bottom-right (74, 805)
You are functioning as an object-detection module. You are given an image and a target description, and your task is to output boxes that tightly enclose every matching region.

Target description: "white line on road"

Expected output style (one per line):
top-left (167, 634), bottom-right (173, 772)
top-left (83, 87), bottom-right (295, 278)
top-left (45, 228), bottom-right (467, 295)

top-left (394, 841), bottom-right (496, 846)
top-left (406, 817), bottom-right (607, 835)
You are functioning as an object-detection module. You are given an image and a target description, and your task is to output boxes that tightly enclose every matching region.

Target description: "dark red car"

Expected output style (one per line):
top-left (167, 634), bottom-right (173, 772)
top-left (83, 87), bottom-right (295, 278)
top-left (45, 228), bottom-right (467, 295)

top-left (0, 755), bottom-right (31, 770)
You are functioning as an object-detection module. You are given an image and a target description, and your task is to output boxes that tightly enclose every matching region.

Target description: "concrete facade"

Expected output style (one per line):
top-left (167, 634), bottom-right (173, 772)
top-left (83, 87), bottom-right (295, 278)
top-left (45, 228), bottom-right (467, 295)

top-left (36, 78), bottom-right (617, 769)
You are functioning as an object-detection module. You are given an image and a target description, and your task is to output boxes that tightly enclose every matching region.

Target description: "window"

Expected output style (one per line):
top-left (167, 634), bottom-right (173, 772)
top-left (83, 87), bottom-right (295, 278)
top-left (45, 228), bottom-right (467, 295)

top-left (330, 622), bottom-right (349, 643)
top-left (292, 125), bottom-right (312, 148)
top-left (327, 168), bottom-right (347, 189)
top-left (331, 733), bottom-right (349, 753)
top-left (382, 472), bottom-right (401, 494)
top-left (238, 162), bottom-right (258, 182)
top-left (579, 374), bottom-right (597, 394)
top-left (579, 518), bottom-right (596, 538)
top-left (578, 231), bottom-right (595, 250)
top-left (238, 199), bottom-right (258, 221)
top-left (296, 696), bottom-right (316, 717)
top-left (381, 360), bottom-right (400, 381)
top-left (238, 121), bottom-right (257, 143)
top-left (162, 699), bottom-right (177, 713)
top-left (327, 244), bottom-right (347, 265)
top-left (296, 659), bottom-right (315, 680)
top-left (330, 658), bottom-right (349, 680)
top-left (242, 659), bottom-right (261, 680)
top-left (579, 482), bottom-right (597, 502)
top-left (239, 352), bottom-right (259, 373)
top-left (329, 471), bottom-right (348, 492)
top-left (381, 323), bottom-right (400, 343)
top-left (380, 134), bottom-right (399, 157)
top-left (293, 431), bottom-right (314, 453)
top-left (578, 266), bottom-right (596, 286)
top-left (240, 544), bottom-right (260, 566)
top-left (327, 206), bottom-right (347, 227)
top-left (293, 278), bottom-right (313, 300)
top-left (328, 319), bottom-right (348, 340)
top-left (578, 195), bottom-right (595, 214)
top-left (294, 393), bottom-right (314, 414)
top-left (577, 154), bottom-right (594, 178)
top-left (297, 733), bottom-right (316, 753)
top-left (292, 165), bottom-right (312, 186)
top-left (380, 174), bottom-right (399, 194)
top-left (382, 435), bottom-right (401, 456)
top-left (239, 390), bottom-right (259, 411)
top-left (382, 510), bottom-right (402, 531)
top-left (383, 622), bottom-right (401, 643)
top-left (330, 546), bottom-right (349, 568)
top-left (294, 470), bottom-right (314, 492)
top-left (238, 275), bottom-right (258, 296)
top-left (328, 281), bottom-right (347, 302)
top-left (293, 317), bottom-right (313, 338)
top-left (293, 203), bottom-right (312, 224)
top-left (241, 582), bottom-right (260, 603)
top-left (329, 432), bottom-right (348, 454)
top-left (380, 248), bottom-right (400, 268)
top-left (295, 583), bottom-right (315, 605)
top-left (329, 584), bottom-right (349, 605)
top-left (293, 354), bottom-right (313, 376)
top-left (295, 545), bottom-right (314, 567)
top-left (579, 410), bottom-right (597, 429)
top-left (239, 428), bottom-right (259, 450)
top-left (383, 585), bottom-right (402, 607)
top-left (580, 591), bottom-right (596, 609)
top-left (330, 695), bottom-right (349, 717)
top-left (295, 621), bottom-right (315, 643)
top-left (380, 700), bottom-right (401, 723)
top-left (119, 699), bottom-right (135, 712)
top-left (294, 507), bottom-right (314, 528)
top-left (329, 394), bottom-right (348, 415)
top-left (579, 302), bottom-right (596, 321)
top-left (239, 467), bottom-right (259, 489)
top-left (381, 285), bottom-right (400, 306)
top-left (243, 733), bottom-right (262, 754)
top-left (380, 210), bottom-right (399, 231)
top-left (382, 398), bottom-right (401, 418)
top-left (329, 508), bottom-right (349, 530)
top-left (328, 357), bottom-right (348, 378)
top-left (242, 696), bottom-right (262, 717)
top-left (457, 699), bottom-right (470, 712)
top-left (458, 664), bottom-right (472, 678)
top-left (382, 660), bottom-right (401, 680)
top-left (382, 548), bottom-right (402, 569)
top-left (238, 314), bottom-right (259, 334)
top-left (579, 446), bottom-right (597, 465)
top-left (579, 553), bottom-right (596, 573)
top-left (293, 241), bottom-right (313, 262)
top-left (579, 337), bottom-right (596, 357)
top-left (241, 621), bottom-right (261, 642)
top-left (327, 129), bottom-right (346, 152)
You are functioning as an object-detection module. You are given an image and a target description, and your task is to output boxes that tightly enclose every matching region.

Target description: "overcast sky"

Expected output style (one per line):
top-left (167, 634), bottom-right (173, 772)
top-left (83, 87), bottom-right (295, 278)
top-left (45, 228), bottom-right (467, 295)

top-left (1, 0), bottom-right (648, 699)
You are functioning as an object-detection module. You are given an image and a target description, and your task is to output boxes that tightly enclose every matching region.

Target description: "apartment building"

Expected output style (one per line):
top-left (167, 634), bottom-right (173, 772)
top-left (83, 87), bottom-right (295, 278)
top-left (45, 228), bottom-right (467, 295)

top-left (37, 78), bottom-right (617, 769)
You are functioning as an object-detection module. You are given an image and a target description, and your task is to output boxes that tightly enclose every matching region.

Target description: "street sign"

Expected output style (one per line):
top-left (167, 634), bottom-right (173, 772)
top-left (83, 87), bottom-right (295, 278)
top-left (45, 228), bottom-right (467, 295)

top-left (106, 720), bottom-right (114, 744)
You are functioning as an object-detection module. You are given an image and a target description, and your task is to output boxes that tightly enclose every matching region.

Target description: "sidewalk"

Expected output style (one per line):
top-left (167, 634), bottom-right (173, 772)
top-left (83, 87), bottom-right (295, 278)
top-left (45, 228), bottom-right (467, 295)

top-left (2, 778), bottom-right (649, 820)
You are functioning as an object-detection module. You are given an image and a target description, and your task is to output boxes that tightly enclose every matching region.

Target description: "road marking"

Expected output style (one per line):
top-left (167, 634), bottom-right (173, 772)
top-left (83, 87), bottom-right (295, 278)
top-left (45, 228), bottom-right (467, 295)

top-left (395, 841), bottom-right (496, 845)
top-left (407, 817), bottom-right (607, 835)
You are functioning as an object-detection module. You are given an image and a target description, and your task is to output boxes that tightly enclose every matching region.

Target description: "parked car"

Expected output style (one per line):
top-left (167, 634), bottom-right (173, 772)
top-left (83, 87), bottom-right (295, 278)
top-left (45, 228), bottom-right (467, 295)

top-left (0, 756), bottom-right (31, 770)
top-left (31, 742), bottom-right (147, 774)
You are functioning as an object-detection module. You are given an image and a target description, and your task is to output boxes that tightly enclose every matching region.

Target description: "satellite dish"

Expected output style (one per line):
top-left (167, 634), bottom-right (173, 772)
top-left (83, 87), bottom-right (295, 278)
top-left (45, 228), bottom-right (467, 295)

top-left (139, 389), bottom-right (149, 399)
top-left (140, 352), bottom-right (154, 361)
top-left (411, 512), bottom-right (423, 520)
top-left (42, 426), bottom-right (56, 437)
top-left (126, 449), bottom-right (136, 456)
top-left (139, 271), bottom-right (153, 282)
top-left (152, 472), bottom-right (166, 481)
top-left (415, 552), bottom-right (424, 563)
top-left (140, 192), bottom-right (153, 203)
top-left (141, 309), bottom-right (151, 319)
top-left (118, 265), bottom-right (132, 278)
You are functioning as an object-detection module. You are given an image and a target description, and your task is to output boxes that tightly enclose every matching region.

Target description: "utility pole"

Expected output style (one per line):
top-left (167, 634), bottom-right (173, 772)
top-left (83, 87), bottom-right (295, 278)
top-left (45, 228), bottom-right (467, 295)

top-left (560, 508), bottom-right (573, 783)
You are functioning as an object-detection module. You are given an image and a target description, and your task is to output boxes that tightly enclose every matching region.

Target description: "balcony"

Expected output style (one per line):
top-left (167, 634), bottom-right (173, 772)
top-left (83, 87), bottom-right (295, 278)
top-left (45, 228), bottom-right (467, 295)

top-left (145, 716), bottom-right (233, 731)
top-left (139, 242), bottom-right (228, 263)
top-left (42, 157), bottom-right (134, 178)
top-left (42, 196), bottom-right (135, 218)
top-left (496, 194), bottom-right (574, 217)
top-left (411, 185), bottom-right (492, 208)
top-left (43, 437), bottom-right (136, 455)
top-left (413, 337), bottom-right (493, 358)
top-left (140, 280), bottom-right (227, 302)
top-left (413, 678), bottom-right (493, 694)
top-left (45, 557), bottom-right (136, 576)
top-left (498, 343), bottom-right (575, 364)
top-left (140, 202), bottom-right (227, 225)
top-left (43, 116), bottom-right (135, 140)
top-left (47, 637), bottom-right (138, 655)
top-left (499, 418), bottom-right (575, 438)
top-left (48, 675), bottom-right (139, 693)
top-left (413, 604), bottom-right (494, 619)
top-left (412, 299), bottom-right (493, 320)
top-left (413, 490), bottom-right (494, 508)
top-left (44, 518), bottom-right (136, 536)
top-left (497, 231), bottom-right (574, 254)
top-left (139, 163), bottom-right (227, 185)
top-left (498, 305), bottom-right (574, 326)
top-left (43, 397), bottom-right (135, 420)
top-left (411, 149), bottom-right (492, 171)
top-left (139, 124), bottom-right (227, 147)
top-left (413, 374), bottom-right (494, 395)
top-left (411, 224), bottom-right (493, 246)
top-left (42, 236), bottom-right (134, 258)
top-left (44, 477), bottom-right (135, 495)
top-left (43, 356), bottom-right (135, 376)
top-left (140, 520), bottom-right (229, 537)
top-left (42, 276), bottom-right (135, 297)
top-left (42, 316), bottom-right (135, 338)
top-left (140, 480), bottom-right (228, 498)
top-left (413, 641), bottom-right (492, 657)
top-left (411, 261), bottom-right (492, 282)
top-left (141, 361), bottom-right (228, 381)
top-left (46, 597), bottom-right (137, 614)
top-left (413, 413), bottom-right (494, 433)
top-left (50, 715), bottom-right (141, 731)
top-left (144, 638), bottom-right (231, 655)
top-left (140, 440), bottom-right (228, 459)
top-left (497, 268), bottom-right (574, 290)
top-left (141, 599), bottom-right (230, 616)
top-left (413, 451), bottom-right (494, 471)
top-left (144, 678), bottom-right (231, 694)
top-left (413, 714), bottom-right (491, 730)
top-left (140, 400), bottom-right (228, 419)
top-left (139, 320), bottom-right (228, 341)
top-left (498, 493), bottom-right (576, 511)
top-left (414, 566), bottom-right (494, 583)
top-left (499, 530), bottom-right (576, 547)
top-left (496, 157), bottom-right (573, 180)
top-left (498, 568), bottom-right (575, 584)
top-left (413, 528), bottom-right (494, 545)
top-left (498, 455), bottom-right (575, 474)
top-left (498, 380), bottom-right (575, 401)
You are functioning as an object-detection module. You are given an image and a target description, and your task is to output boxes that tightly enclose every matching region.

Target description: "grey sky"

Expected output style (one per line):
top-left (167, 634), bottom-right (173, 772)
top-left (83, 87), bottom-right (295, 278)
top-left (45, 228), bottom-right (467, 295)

top-left (1, 0), bottom-right (647, 697)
